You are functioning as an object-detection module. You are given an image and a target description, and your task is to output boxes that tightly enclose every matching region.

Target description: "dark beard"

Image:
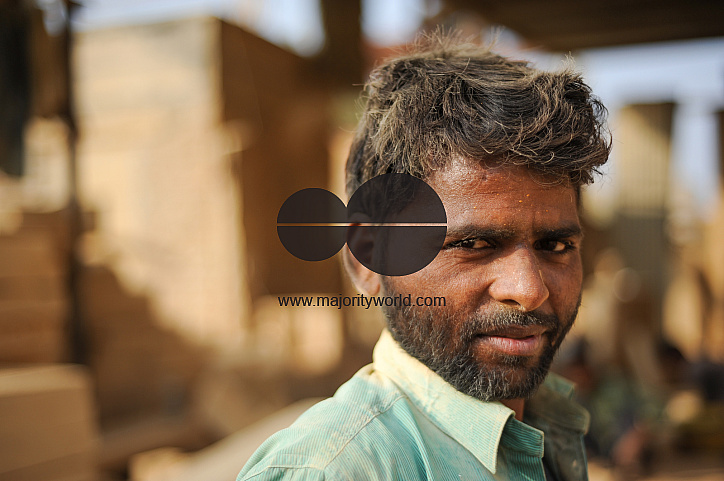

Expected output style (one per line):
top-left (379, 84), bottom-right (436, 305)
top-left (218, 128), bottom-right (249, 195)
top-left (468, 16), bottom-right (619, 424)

top-left (383, 294), bottom-right (578, 402)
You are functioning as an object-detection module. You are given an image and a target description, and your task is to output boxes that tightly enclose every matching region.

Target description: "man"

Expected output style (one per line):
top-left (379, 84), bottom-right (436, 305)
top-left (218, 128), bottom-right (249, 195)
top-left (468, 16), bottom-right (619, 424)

top-left (238, 34), bottom-right (610, 480)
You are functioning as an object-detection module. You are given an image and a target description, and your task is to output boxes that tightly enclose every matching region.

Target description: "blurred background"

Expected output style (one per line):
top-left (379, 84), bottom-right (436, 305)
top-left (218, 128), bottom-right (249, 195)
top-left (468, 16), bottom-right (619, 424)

top-left (1, 0), bottom-right (724, 480)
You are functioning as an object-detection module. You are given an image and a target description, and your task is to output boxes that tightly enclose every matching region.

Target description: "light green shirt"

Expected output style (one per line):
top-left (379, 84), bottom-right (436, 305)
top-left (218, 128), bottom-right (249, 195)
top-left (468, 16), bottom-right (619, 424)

top-left (238, 330), bottom-right (590, 480)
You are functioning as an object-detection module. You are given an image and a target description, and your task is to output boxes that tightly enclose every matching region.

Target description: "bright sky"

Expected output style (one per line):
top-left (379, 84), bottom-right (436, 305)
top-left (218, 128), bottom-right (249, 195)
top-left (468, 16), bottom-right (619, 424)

top-left (72, 0), bottom-right (433, 54)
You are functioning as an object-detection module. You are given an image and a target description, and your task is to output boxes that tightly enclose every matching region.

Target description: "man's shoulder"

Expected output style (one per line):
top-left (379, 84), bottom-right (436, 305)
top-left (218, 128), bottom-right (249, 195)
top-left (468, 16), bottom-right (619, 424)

top-left (238, 365), bottom-right (424, 480)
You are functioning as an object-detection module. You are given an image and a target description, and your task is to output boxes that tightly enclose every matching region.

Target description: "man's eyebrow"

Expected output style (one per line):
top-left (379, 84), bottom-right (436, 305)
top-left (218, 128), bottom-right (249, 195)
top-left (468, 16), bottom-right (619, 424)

top-left (444, 226), bottom-right (517, 240)
top-left (534, 225), bottom-right (584, 239)
top-left (444, 225), bottom-right (584, 240)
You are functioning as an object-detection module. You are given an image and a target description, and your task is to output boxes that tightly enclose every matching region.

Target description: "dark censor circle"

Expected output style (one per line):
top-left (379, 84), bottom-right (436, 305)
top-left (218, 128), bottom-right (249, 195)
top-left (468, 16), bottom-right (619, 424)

top-left (347, 174), bottom-right (447, 276)
top-left (277, 188), bottom-right (348, 261)
top-left (277, 174), bottom-right (447, 275)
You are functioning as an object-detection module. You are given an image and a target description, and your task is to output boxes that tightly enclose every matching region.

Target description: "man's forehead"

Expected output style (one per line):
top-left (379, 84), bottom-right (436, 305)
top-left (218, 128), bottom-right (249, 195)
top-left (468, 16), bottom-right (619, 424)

top-left (416, 159), bottom-right (582, 237)
top-left (425, 158), bottom-right (576, 198)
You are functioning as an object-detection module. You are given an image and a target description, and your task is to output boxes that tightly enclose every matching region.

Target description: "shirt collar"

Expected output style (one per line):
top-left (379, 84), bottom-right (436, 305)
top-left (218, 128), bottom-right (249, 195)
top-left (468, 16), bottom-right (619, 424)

top-left (372, 329), bottom-right (588, 474)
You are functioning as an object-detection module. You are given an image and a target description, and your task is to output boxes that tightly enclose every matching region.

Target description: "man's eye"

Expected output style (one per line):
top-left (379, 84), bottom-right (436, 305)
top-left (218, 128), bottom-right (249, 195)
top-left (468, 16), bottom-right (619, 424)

top-left (447, 238), bottom-right (492, 250)
top-left (538, 239), bottom-right (573, 253)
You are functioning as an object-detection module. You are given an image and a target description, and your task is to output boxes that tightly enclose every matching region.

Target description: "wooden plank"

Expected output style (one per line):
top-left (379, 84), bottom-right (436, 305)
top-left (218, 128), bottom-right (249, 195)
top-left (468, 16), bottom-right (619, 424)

top-left (0, 365), bottom-right (98, 479)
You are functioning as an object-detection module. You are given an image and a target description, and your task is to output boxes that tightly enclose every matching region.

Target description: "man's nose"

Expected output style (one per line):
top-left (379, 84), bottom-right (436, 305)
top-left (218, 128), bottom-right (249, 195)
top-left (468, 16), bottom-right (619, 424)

top-left (488, 247), bottom-right (549, 312)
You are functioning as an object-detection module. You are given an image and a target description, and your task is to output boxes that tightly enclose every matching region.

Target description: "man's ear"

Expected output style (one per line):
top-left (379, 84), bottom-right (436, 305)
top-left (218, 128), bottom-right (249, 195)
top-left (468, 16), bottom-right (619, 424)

top-left (343, 223), bottom-right (380, 296)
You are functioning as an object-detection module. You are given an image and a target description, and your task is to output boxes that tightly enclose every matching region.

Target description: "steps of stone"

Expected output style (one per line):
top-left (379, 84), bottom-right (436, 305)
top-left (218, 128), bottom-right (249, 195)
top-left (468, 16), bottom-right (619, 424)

top-left (0, 326), bottom-right (67, 363)
top-left (0, 275), bottom-right (66, 302)
top-left (0, 233), bottom-right (63, 277)
top-left (0, 299), bottom-right (67, 330)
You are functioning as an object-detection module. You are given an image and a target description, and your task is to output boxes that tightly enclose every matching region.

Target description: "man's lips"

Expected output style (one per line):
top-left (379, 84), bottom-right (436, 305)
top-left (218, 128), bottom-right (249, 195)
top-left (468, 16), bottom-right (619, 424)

top-left (473, 325), bottom-right (548, 356)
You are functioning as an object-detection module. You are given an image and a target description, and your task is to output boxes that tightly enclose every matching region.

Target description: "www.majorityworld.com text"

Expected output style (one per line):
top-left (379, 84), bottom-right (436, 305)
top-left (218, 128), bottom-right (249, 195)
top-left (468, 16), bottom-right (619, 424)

top-left (277, 294), bottom-right (447, 310)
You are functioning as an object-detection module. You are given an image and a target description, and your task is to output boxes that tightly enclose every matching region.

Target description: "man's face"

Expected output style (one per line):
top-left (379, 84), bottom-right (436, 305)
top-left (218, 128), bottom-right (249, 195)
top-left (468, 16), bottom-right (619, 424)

top-left (381, 159), bottom-right (583, 401)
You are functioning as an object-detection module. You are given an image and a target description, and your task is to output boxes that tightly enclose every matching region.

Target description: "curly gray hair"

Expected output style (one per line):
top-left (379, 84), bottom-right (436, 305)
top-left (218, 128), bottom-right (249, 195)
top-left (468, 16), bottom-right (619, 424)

top-left (346, 33), bottom-right (611, 196)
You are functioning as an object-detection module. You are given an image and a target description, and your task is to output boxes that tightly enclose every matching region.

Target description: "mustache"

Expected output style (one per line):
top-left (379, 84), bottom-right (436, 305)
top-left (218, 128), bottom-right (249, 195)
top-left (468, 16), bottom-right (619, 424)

top-left (458, 309), bottom-right (560, 343)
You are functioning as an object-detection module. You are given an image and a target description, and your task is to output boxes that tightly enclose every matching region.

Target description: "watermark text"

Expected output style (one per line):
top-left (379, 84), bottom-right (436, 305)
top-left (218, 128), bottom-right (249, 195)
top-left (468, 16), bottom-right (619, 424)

top-left (277, 294), bottom-right (446, 309)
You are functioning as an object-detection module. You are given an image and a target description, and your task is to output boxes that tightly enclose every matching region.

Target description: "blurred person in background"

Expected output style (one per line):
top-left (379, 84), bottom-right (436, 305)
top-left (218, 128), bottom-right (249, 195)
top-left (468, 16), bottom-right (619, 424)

top-left (238, 32), bottom-right (611, 481)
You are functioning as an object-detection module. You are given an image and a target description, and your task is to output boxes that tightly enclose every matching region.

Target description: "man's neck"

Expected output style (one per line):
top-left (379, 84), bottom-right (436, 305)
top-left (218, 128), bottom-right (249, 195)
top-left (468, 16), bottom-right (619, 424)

top-left (501, 399), bottom-right (525, 421)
